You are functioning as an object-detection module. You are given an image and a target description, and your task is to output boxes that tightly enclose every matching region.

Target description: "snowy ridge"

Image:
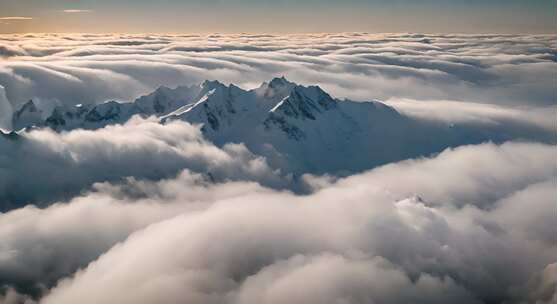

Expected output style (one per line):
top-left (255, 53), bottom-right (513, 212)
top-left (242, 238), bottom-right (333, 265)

top-left (7, 77), bottom-right (527, 174)
top-left (11, 84), bottom-right (203, 132)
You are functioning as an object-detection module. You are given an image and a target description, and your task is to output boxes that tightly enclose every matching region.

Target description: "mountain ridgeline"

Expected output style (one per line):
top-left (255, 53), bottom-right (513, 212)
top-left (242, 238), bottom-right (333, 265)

top-left (6, 77), bottom-right (544, 174)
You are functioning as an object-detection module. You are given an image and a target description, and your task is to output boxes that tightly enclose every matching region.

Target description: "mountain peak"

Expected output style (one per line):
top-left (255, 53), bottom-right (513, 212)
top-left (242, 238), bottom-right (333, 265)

top-left (258, 76), bottom-right (297, 100)
top-left (6, 78), bottom-right (421, 174)
top-left (268, 76), bottom-right (294, 88)
top-left (201, 80), bottom-right (226, 90)
top-left (294, 85), bottom-right (333, 102)
top-left (269, 85), bottom-right (336, 121)
top-left (135, 84), bottom-right (202, 115)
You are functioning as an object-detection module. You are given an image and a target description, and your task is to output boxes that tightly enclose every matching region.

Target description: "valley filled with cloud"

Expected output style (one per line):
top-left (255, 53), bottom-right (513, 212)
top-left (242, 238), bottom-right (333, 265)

top-left (1, 33), bottom-right (557, 304)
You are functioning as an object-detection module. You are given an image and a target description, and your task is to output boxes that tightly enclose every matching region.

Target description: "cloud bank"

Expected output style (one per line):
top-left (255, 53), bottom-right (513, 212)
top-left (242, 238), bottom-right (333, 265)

top-left (0, 117), bottom-right (288, 211)
top-left (0, 33), bottom-right (556, 112)
top-left (1, 142), bottom-right (557, 303)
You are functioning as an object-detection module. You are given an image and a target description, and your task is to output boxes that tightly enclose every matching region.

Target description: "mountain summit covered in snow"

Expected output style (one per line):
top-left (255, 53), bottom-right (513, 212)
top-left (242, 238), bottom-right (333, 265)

top-left (7, 77), bottom-right (540, 174)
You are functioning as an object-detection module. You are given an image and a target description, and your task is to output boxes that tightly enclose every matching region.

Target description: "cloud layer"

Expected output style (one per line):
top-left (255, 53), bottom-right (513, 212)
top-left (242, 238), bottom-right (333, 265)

top-left (1, 142), bottom-right (557, 303)
top-left (0, 33), bottom-right (556, 112)
top-left (0, 117), bottom-right (288, 211)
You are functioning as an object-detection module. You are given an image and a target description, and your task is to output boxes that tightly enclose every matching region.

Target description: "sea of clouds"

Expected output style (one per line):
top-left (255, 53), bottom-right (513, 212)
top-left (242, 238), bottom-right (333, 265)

top-left (1, 33), bottom-right (556, 108)
top-left (1, 33), bottom-right (557, 304)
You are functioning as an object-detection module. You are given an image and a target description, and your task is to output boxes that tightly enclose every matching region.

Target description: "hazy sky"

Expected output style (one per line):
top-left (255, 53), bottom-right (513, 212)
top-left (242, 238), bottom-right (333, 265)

top-left (0, 0), bottom-right (556, 34)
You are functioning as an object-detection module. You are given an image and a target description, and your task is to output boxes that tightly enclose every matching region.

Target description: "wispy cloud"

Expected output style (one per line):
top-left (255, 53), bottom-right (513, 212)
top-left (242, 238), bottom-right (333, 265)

top-left (0, 16), bottom-right (33, 20)
top-left (62, 9), bottom-right (94, 14)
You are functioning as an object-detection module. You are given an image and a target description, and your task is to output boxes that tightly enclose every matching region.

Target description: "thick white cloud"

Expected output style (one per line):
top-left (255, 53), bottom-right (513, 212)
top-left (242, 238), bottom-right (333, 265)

top-left (0, 117), bottom-right (286, 210)
top-left (0, 171), bottom-right (265, 298)
top-left (531, 262), bottom-right (557, 304)
top-left (331, 142), bottom-right (557, 208)
top-left (0, 33), bottom-right (556, 110)
top-left (1, 142), bottom-right (556, 303)
top-left (386, 98), bottom-right (557, 133)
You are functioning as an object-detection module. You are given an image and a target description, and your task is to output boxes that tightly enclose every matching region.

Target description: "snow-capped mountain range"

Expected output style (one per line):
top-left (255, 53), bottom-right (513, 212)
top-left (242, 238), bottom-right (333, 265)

top-left (5, 77), bottom-right (541, 174)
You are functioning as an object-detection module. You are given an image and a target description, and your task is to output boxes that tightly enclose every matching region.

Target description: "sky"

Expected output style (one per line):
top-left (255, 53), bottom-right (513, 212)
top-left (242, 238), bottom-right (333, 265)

top-left (0, 0), bottom-right (557, 34)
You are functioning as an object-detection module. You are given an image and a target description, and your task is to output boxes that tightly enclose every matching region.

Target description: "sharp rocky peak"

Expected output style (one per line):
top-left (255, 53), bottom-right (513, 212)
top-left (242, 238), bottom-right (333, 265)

top-left (258, 76), bottom-right (297, 100)
top-left (201, 80), bottom-right (227, 91)
top-left (197, 80), bottom-right (247, 103)
top-left (268, 76), bottom-right (295, 89)
top-left (270, 84), bottom-right (336, 120)
top-left (135, 84), bottom-right (202, 115)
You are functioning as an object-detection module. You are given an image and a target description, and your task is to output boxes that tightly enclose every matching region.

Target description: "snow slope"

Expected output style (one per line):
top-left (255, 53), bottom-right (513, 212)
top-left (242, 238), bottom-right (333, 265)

top-left (9, 77), bottom-right (553, 175)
